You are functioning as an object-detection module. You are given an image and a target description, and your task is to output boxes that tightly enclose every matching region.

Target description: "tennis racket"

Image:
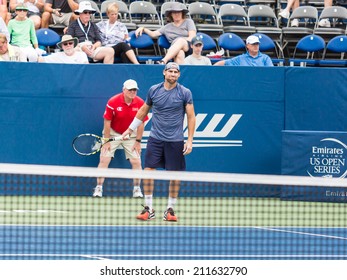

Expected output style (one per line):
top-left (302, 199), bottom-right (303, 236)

top-left (72, 133), bottom-right (129, 156)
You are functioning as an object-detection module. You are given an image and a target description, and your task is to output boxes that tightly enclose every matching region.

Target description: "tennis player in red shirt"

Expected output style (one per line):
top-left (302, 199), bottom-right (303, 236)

top-left (93, 79), bottom-right (148, 198)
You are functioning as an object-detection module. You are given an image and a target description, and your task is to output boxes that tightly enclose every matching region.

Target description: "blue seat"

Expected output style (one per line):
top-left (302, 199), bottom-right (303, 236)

top-left (289, 34), bottom-right (325, 66)
top-left (36, 28), bottom-right (61, 53)
top-left (128, 31), bottom-right (162, 63)
top-left (319, 35), bottom-right (347, 67)
top-left (218, 32), bottom-right (245, 52)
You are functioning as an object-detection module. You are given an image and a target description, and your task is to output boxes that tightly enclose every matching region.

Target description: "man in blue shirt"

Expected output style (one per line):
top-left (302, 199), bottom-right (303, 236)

top-left (122, 62), bottom-right (196, 222)
top-left (214, 35), bottom-right (273, 67)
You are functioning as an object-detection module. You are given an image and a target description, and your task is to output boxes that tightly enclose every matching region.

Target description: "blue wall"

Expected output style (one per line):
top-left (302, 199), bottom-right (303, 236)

top-left (0, 63), bottom-right (345, 175)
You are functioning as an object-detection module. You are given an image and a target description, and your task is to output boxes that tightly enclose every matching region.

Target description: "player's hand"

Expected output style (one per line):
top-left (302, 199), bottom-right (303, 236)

top-left (121, 129), bottom-right (132, 140)
top-left (133, 141), bottom-right (141, 156)
top-left (183, 140), bottom-right (193, 155)
top-left (100, 141), bottom-right (111, 156)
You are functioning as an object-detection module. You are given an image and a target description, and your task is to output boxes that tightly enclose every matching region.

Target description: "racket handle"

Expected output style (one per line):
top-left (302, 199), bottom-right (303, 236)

top-left (112, 135), bottom-right (130, 141)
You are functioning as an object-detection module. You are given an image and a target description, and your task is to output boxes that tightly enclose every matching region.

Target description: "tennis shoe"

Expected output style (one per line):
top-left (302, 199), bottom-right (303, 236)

top-left (163, 208), bottom-right (178, 222)
top-left (278, 9), bottom-right (290, 19)
top-left (93, 186), bottom-right (103, 197)
top-left (133, 188), bottom-right (143, 198)
top-left (291, 19), bottom-right (299, 27)
top-left (318, 19), bottom-right (331, 28)
top-left (136, 205), bottom-right (155, 220)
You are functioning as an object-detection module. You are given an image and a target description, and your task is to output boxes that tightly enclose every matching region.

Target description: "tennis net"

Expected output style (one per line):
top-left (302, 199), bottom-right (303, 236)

top-left (0, 163), bottom-right (346, 260)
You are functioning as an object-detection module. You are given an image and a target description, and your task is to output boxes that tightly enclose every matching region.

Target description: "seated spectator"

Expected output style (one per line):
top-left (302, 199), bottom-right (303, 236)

top-left (66, 1), bottom-right (114, 64)
top-left (184, 35), bottom-right (211, 65)
top-left (0, 32), bottom-right (27, 61)
top-left (214, 35), bottom-right (273, 67)
top-left (38, 34), bottom-right (89, 64)
top-left (96, 3), bottom-right (139, 64)
top-left (135, 2), bottom-right (196, 64)
top-left (0, 16), bottom-right (9, 41)
top-left (10, 0), bottom-right (44, 29)
top-left (0, 0), bottom-right (11, 24)
top-left (41, 0), bottom-right (79, 29)
top-left (7, 4), bottom-right (45, 62)
top-left (278, 0), bottom-right (300, 27)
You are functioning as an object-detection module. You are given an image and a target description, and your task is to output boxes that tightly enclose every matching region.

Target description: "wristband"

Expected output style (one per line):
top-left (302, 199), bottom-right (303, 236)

top-left (135, 139), bottom-right (141, 143)
top-left (129, 117), bottom-right (142, 131)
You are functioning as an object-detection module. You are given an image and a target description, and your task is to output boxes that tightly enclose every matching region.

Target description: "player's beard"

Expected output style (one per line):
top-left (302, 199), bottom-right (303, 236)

top-left (166, 77), bottom-right (178, 85)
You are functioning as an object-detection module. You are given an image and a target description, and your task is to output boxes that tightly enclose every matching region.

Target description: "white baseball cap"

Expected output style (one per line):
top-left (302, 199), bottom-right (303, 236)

top-left (246, 35), bottom-right (260, 45)
top-left (123, 79), bottom-right (139, 90)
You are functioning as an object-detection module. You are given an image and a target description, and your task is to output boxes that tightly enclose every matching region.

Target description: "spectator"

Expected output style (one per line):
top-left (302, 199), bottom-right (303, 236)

top-left (93, 79), bottom-right (148, 198)
top-left (0, 0), bottom-right (10, 24)
top-left (66, 1), bottom-right (114, 64)
top-left (10, 0), bottom-right (45, 29)
top-left (214, 35), bottom-right (273, 67)
top-left (278, 0), bottom-right (300, 27)
top-left (0, 16), bottom-right (9, 41)
top-left (7, 4), bottom-right (45, 62)
top-left (41, 0), bottom-right (78, 29)
top-left (0, 32), bottom-right (26, 61)
top-left (184, 35), bottom-right (211, 65)
top-left (122, 62), bottom-right (196, 222)
top-left (135, 2), bottom-right (196, 64)
top-left (96, 3), bottom-right (139, 64)
top-left (318, 0), bottom-right (333, 27)
top-left (38, 34), bottom-right (89, 64)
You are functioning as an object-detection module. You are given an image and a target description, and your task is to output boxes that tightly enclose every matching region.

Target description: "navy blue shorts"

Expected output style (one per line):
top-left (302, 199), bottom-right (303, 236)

top-left (145, 137), bottom-right (186, 171)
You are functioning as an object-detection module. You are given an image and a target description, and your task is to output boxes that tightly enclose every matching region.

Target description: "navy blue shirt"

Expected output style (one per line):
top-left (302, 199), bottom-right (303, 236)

top-left (146, 82), bottom-right (193, 142)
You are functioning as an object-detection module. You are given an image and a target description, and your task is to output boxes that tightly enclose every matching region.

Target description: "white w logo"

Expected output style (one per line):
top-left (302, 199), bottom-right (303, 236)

top-left (143, 113), bottom-right (242, 148)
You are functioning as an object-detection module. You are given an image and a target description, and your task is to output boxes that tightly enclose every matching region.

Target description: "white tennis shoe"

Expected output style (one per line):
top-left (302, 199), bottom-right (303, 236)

top-left (133, 188), bottom-right (143, 198)
top-left (93, 185), bottom-right (103, 197)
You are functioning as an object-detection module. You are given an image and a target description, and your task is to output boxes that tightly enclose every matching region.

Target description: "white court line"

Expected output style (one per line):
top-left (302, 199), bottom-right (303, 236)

top-left (1, 254), bottom-right (347, 259)
top-left (254, 226), bottom-right (347, 241)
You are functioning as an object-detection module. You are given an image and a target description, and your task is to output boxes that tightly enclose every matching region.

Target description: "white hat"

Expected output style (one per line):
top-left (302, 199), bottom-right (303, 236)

top-left (123, 79), bottom-right (139, 90)
top-left (246, 35), bottom-right (260, 45)
top-left (74, 1), bottom-right (96, 15)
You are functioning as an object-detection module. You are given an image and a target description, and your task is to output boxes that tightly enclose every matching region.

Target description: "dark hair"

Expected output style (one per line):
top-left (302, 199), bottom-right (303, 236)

top-left (166, 10), bottom-right (188, 23)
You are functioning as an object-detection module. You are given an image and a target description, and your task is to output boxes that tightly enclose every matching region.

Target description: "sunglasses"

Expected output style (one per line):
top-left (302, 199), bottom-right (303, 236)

top-left (16, 9), bottom-right (28, 12)
top-left (63, 41), bottom-right (74, 46)
top-left (82, 11), bottom-right (93, 14)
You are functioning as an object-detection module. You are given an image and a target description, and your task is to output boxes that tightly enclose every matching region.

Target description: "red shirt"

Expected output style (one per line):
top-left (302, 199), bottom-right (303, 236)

top-left (103, 93), bottom-right (147, 134)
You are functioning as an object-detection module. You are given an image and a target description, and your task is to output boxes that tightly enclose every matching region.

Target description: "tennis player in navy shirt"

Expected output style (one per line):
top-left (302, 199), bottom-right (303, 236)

top-left (122, 62), bottom-right (196, 222)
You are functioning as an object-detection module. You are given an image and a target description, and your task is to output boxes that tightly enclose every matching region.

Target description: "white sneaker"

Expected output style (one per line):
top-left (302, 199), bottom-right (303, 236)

top-left (319, 19), bottom-right (331, 28)
top-left (93, 186), bottom-right (103, 197)
top-left (279, 9), bottom-right (290, 19)
top-left (291, 19), bottom-right (299, 27)
top-left (133, 188), bottom-right (143, 198)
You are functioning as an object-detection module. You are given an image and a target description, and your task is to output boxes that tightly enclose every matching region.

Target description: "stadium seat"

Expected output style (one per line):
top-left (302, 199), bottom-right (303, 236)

top-left (289, 34), bottom-right (325, 66)
top-left (217, 32), bottom-right (245, 57)
top-left (188, 2), bottom-right (223, 40)
top-left (282, 6), bottom-right (318, 58)
top-left (313, 6), bottom-right (347, 42)
top-left (36, 28), bottom-right (61, 53)
top-left (218, 4), bottom-right (256, 41)
top-left (129, 1), bottom-right (162, 30)
top-left (319, 35), bottom-right (347, 67)
top-left (128, 31), bottom-right (162, 63)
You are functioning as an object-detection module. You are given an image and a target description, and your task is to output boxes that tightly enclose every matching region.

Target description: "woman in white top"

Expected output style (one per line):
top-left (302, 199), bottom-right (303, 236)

top-left (135, 2), bottom-right (196, 64)
top-left (97, 3), bottom-right (138, 64)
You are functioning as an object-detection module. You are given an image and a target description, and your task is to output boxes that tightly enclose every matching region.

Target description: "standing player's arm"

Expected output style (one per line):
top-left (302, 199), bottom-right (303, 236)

top-left (122, 103), bottom-right (151, 139)
top-left (183, 103), bottom-right (196, 155)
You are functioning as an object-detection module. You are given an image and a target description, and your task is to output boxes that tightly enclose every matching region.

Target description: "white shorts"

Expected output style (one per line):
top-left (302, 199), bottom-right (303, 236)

top-left (101, 129), bottom-right (139, 160)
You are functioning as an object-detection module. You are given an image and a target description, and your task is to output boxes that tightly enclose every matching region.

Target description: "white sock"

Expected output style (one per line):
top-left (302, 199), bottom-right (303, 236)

top-left (96, 185), bottom-right (102, 190)
top-left (145, 195), bottom-right (153, 210)
top-left (133, 186), bottom-right (141, 191)
top-left (167, 197), bottom-right (177, 209)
